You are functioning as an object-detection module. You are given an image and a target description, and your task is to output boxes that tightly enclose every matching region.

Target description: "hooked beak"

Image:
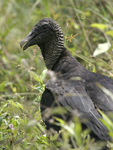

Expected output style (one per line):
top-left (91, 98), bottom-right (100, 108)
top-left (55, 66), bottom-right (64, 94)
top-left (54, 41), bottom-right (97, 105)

top-left (20, 30), bottom-right (37, 50)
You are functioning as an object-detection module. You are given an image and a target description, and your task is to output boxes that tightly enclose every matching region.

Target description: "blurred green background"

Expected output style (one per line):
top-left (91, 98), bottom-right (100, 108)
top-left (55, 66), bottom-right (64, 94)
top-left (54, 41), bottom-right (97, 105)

top-left (0, 0), bottom-right (113, 149)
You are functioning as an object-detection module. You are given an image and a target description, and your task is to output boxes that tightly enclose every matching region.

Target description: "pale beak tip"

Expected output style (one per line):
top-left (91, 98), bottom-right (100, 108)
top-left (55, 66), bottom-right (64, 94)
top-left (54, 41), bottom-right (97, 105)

top-left (20, 40), bottom-right (24, 49)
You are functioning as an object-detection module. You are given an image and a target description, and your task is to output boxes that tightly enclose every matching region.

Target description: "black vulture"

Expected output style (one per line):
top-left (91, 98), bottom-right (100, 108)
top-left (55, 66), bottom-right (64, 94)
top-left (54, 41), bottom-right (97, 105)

top-left (20, 18), bottom-right (113, 143)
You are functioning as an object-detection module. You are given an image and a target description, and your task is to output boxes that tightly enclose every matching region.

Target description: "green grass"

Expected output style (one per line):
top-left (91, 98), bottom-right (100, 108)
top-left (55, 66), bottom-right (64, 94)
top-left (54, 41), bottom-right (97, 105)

top-left (0, 0), bottom-right (113, 149)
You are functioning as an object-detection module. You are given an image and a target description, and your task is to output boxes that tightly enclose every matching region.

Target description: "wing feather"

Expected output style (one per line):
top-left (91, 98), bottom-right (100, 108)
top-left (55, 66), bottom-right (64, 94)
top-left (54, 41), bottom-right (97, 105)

top-left (46, 79), bottom-right (110, 140)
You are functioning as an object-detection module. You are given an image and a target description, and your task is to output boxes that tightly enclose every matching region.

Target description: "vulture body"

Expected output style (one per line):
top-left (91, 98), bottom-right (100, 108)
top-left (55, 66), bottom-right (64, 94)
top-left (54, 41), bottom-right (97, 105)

top-left (20, 18), bottom-right (113, 143)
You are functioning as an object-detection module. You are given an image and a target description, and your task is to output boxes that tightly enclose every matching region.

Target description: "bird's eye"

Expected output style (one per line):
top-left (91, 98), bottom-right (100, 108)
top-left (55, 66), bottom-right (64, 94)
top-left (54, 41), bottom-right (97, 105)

top-left (42, 24), bottom-right (48, 30)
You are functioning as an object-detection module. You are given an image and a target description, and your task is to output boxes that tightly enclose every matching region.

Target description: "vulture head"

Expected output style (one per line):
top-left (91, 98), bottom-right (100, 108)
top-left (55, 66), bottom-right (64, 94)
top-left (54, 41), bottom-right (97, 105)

top-left (20, 18), bottom-right (65, 69)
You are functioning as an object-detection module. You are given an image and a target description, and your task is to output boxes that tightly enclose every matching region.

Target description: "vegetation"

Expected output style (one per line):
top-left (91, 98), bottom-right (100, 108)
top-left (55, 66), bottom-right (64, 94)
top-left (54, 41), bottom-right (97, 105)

top-left (0, 0), bottom-right (113, 149)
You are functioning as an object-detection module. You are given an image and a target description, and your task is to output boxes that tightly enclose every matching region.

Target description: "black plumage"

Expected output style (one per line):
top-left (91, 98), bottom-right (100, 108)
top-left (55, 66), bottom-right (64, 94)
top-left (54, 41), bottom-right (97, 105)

top-left (20, 18), bottom-right (113, 142)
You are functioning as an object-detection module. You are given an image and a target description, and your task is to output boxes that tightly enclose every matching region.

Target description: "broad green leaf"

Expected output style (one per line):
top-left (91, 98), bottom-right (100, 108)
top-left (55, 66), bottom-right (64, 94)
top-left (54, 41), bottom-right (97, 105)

top-left (93, 66), bottom-right (96, 73)
top-left (99, 112), bottom-right (113, 127)
top-left (16, 102), bottom-right (24, 110)
top-left (12, 87), bottom-right (17, 93)
top-left (8, 100), bottom-right (17, 108)
top-left (74, 122), bottom-right (82, 145)
top-left (40, 69), bottom-right (47, 80)
top-left (63, 124), bottom-right (75, 136)
top-left (8, 100), bottom-right (23, 110)
top-left (28, 71), bottom-right (42, 83)
top-left (34, 86), bottom-right (44, 93)
top-left (37, 122), bottom-right (45, 133)
top-left (50, 107), bottom-right (67, 115)
top-left (108, 132), bottom-right (113, 138)
top-left (93, 42), bottom-right (111, 56)
top-left (98, 109), bottom-right (113, 132)
top-left (54, 117), bottom-right (75, 135)
top-left (90, 23), bottom-right (108, 30)
top-left (54, 117), bottom-right (64, 124)
top-left (99, 118), bottom-right (112, 132)
top-left (106, 30), bottom-right (113, 37)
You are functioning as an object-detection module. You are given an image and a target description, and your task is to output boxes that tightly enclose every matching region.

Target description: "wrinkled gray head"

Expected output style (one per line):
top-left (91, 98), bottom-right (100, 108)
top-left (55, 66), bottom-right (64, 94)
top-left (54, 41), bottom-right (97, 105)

top-left (20, 18), bottom-right (64, 69)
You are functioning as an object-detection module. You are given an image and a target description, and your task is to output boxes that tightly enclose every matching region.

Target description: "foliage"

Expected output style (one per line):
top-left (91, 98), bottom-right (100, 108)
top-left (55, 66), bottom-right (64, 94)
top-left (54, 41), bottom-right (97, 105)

top-left (0, 0), bottom-right (113, 149)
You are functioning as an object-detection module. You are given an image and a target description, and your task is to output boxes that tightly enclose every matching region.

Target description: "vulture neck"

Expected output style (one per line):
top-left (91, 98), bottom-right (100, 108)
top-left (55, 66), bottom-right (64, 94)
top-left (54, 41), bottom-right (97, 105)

top-left (40, 42), bottom-right (86, 79)
top-left (39, 26), bottom-right (64, 70)
top-left (52, 50), bottom-right (86, 79)
top-left (39, 26), bottom-right (86, 78)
